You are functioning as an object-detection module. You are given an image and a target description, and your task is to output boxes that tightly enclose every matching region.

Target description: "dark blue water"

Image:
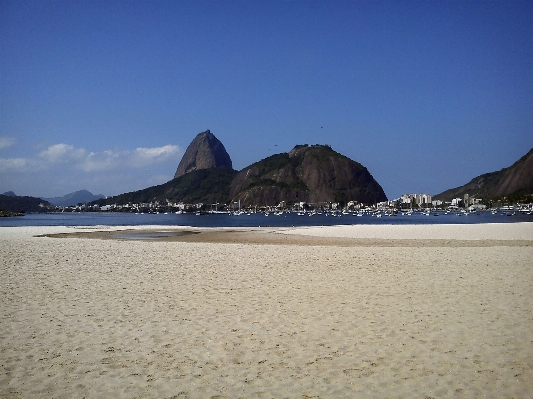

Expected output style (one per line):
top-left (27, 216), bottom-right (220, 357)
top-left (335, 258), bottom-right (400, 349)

top-left (1, 211), bottom-right (531, 227)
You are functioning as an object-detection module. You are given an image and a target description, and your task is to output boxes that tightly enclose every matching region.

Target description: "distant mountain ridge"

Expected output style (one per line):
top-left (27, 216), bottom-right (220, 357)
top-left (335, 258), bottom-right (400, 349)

top-left (434, 148), bottom-right (533, 202)
top-left (93, 132), bottom-right (387, 207)
top-left (230, 144), bottom-right (387, 206)
top-left (44, 189), bottom-right (105, 207)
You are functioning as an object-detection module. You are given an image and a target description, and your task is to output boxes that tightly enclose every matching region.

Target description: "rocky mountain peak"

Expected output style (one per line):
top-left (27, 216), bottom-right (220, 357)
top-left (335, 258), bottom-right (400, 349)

top-left (229, 144), bottom-right (387, 206)
top-left (174, 130), bottom-right (233, 179)
top-left (434, 148), bottom-right (533, 201)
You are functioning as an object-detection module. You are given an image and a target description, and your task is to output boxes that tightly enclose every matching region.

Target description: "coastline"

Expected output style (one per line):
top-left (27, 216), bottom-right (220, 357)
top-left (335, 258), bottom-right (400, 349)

top-left (29, 222), bottom-right (533, 247)
top-left (1, 223), bottom-right (532, 398)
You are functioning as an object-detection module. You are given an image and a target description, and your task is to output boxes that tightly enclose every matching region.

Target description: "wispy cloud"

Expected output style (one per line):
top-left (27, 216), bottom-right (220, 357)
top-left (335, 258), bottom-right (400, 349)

top-left (0, 137), bottom-right (16, 149)
top-left (0, 157), bottom-right (29, 172)
top-left (80, 145), bottom-right (180, 172)
top-left (32, 143), bottom-right (181, 172)
top-left (133, 145), bottom-right (181, 164)
top-left (80, 150), bottom-right (120, 172)
top-left (39, 144), bottom-right (87, 164)
top-left (1, 142), bottom-right (180, 175)
top-left (0, 142), bottom-right (181, 196)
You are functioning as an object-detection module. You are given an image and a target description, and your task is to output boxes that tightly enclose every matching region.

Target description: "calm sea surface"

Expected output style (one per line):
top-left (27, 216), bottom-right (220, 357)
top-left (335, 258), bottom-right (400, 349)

top-left (1, 211), bottom-right (532, 228)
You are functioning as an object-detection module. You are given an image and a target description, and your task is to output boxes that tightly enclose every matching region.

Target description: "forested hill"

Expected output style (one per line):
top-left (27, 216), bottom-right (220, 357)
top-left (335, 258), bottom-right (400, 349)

top-left (434, 148), bottom-right (533, 202)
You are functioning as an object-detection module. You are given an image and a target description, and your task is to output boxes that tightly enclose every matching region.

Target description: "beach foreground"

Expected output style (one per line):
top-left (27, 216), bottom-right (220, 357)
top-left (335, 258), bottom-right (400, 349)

top-left (1, 224), bottom-right (532, 398)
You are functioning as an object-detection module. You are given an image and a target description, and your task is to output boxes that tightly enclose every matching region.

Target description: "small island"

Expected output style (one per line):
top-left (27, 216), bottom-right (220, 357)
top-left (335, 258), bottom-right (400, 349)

top-left (0, 209), bottom-right (24, 217)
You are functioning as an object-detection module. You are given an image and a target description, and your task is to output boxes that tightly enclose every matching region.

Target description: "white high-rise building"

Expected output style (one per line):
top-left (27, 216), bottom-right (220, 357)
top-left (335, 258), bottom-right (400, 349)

top-left (400, 193), bottom-right (432, 206)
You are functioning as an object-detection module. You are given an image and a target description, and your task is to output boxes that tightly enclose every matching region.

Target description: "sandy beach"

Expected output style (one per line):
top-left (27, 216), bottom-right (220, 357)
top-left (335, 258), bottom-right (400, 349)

top-left (1, 223), bottom-right (532, 398)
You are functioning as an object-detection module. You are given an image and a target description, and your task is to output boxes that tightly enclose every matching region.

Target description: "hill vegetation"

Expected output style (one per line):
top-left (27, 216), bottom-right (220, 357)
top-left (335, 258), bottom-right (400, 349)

top-left (93, 167), bottom-right (237, 206)
top-left (230, 144), bottom-right (387, 207)
top-left (434, 148), bottom-right (533, 203)
top-left (91, 142), bottom-right (387, 208)
top-left (0, 194), bottom-right (50, 214)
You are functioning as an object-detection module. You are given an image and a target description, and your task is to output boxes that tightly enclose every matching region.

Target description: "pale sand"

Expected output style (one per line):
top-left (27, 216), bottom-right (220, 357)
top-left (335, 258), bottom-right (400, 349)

top-left (280, 222), bottom-right (533, 241)
top-left (1, 224), bottom-right (532, 398)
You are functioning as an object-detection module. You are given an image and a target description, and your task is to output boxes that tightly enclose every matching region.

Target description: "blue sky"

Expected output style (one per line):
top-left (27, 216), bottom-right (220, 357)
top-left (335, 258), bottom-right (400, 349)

top-left (1, 0), bottom-right (532, 200)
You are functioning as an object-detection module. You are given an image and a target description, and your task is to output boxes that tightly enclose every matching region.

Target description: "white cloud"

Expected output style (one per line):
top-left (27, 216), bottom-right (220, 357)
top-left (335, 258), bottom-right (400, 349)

top-left (33, 143), bottom-right (181, 172)
top-left (0, 137), bottom-right (16, 149)
top-left (136, 145), bottom-right (179, 158)
top-left (80, 150), bottom-right (120, 172)
top-left (79, 144), bottom-right (180, 171)
top-left (129, 145), bottom-right (180, 167)
top-left (1, 143), bottom-right (180, 174)
top-left (0, 157), bottom-right (28, 172)
top-left (0, 143), bottom-right (181, 197)
top-left (39, 143), bottom-right (87, 163)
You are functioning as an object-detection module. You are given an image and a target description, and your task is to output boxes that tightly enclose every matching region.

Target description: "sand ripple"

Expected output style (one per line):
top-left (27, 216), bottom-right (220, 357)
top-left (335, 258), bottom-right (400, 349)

top-left (1, 226), bottom-right (532, 398)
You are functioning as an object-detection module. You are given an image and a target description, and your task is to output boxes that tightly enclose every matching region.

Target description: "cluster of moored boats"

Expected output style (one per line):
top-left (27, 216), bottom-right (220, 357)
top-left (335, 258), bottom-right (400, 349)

top-left (194, 207), bottom-right (532, 217)
top-left (140, 206), bottom-right (531, 217)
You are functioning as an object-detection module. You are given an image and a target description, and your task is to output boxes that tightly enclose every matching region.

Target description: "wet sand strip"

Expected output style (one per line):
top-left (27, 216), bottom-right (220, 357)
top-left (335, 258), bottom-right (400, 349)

top-left (36, 228), bottom-right (533, 247)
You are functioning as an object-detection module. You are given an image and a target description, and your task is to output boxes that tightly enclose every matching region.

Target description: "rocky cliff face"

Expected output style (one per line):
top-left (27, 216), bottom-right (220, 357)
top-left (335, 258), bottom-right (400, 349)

top-left (174, 130), bottom-right (233, 179)
top-left (230, 144), bottom-right (387, 206)
top-left (102, 139), bottom-right (388, 207)
top-left (491, 148), bottom-right (533, 198)
top-left (435, 148), bottom-right (533, 201)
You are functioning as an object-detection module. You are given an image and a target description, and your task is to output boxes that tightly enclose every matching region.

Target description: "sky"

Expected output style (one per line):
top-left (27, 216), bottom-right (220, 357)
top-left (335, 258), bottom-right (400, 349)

top-left (1, 0), bottom-right (532, 200)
